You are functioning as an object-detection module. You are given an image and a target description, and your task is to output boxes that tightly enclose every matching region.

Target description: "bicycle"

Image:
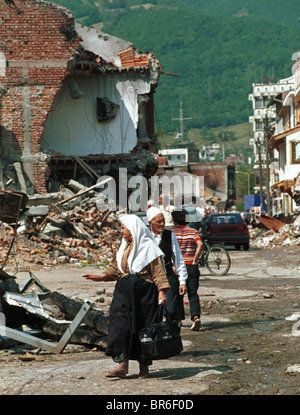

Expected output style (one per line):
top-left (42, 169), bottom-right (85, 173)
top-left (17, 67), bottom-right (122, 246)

top-left (198, 234), bottom-right (231, 276)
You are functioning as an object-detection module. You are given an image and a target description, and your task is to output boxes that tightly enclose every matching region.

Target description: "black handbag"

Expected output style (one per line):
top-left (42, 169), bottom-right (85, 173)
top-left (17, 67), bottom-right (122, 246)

top-left (139, 304), bottom-right (183, 360)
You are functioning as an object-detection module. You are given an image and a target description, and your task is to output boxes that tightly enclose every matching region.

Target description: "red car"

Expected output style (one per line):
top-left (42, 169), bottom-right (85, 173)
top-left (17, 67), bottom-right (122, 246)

top-left (205, 213), bottom-right (250, 250)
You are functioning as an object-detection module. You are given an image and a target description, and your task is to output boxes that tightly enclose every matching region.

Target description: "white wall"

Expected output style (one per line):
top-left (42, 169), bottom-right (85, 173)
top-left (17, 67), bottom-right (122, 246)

top-left (286, 132), bottom-right (300, 178)
top-left (278, 131), bottom-right (300, 181)
top-left (42, 72), bottom-right (151, 156)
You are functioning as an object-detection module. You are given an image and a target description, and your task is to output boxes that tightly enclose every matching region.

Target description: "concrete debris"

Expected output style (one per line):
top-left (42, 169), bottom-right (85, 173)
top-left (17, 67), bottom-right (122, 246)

top-left (250, 214), bottom-right (300, 249)
top-left (262, 292), bottom-right (274, 299)
top-left (285, 312), bottom-right (300, 321)
top-left (0, 271), bottom-right (108, 352)
top-left (286, 364), bottom-right (300, 374)
top-left (0, 185), bottom-right (122, 270)
top-left (0, 182), bottom-right (119, 353)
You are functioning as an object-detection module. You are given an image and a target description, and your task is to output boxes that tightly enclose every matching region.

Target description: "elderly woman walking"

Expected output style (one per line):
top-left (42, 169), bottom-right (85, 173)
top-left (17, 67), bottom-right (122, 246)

top-left (82, 214), bottom-right (170, 379)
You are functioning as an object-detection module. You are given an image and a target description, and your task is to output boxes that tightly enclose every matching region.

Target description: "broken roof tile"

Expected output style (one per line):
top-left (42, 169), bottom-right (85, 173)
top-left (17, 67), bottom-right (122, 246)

top-left (118, 46), bottom-right (151, 68)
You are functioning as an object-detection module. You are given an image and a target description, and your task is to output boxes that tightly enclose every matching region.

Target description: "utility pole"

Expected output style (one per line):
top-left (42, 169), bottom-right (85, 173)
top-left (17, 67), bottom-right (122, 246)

top-left (218, 132), bottom-right (228, 162)
top-left (264, 114), bottom-right (271, 216)
top-left (222, 142), bottom-right (225, 162)
top-left (172, 101), bottom-right (191, 142)
top-left (256, 136), bottom-right (264, 213)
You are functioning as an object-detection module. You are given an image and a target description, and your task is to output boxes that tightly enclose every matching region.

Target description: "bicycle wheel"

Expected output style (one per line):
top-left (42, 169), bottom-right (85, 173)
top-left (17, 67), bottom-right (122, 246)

top-left (205, 245), bottom-right (231, 276)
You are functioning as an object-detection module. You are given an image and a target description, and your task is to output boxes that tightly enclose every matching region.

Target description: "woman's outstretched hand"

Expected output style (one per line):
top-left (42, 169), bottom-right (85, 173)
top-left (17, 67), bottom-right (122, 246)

top-left (82, 273), bottom-right (107, 282)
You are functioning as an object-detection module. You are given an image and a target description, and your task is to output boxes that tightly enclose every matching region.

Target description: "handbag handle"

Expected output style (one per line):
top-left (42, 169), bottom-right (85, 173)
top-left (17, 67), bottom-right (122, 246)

top-left (150, 304), bottom-right (172, 325)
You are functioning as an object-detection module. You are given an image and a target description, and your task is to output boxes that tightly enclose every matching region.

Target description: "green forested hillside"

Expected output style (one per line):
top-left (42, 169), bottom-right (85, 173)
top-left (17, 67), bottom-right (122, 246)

top-left (53, 0), bottom-right (299, 138)
top-left (177, 0), bottom-right (300, 30)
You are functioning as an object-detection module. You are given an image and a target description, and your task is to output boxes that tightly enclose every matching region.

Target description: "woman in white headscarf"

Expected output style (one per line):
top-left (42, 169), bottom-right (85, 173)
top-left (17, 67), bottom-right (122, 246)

top-left (82, 214), bottom-right (170, 379)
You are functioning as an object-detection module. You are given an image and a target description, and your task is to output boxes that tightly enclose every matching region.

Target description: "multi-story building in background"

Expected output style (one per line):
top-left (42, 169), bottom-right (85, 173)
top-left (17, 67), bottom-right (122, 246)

top-left (199, 142), bottom-right (220, 161)
top-left (248, 76), bottom-right (294, 214)
top-left (268, 54), bottom-right (300, 215)
top-left (248, 76), bottom-right (294, 171)
top-left (248, 50), bottom-right (300, 216)
top-left (158, 141), bottom-right (200, 166)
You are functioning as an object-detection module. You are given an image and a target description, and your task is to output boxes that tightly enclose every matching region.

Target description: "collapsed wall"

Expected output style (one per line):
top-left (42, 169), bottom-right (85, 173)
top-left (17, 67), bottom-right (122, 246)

top-left (0, 0), bottom-right (80, 194)
top-left (0, 1), bottom-right (161, 196)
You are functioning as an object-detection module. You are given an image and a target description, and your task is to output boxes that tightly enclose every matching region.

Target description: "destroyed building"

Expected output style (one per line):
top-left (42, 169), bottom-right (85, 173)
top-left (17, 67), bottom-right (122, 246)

top-left (0, 0), bottom-right (164, 350)
top-left (157, 159), bottom-right (236, 210)
top-left (0, 0), bottom-right (162, 196)
top-left (266, 52), bottom-right (300, 216)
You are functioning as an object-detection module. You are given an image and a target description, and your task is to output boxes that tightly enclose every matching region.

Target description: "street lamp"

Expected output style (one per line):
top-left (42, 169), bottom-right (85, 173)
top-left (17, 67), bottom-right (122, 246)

top-left (236, 171), bottom-right (255, 195)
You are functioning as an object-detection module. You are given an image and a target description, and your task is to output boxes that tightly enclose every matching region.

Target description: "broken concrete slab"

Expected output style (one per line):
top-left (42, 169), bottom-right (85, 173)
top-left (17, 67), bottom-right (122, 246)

top-left (0, 301), bottom-right (92, 354)
top-left (42, 223), bottom-right (66, 237)
top-left (26, 193), bottom-right (62, 207)
top-left (25, 205), bottom-right (49, 217)
top-left (0, 270), bottom-right (108, 353)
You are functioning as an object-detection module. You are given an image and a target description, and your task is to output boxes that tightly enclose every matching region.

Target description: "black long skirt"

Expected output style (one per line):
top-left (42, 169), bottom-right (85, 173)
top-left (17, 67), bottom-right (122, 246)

top-left (105, 274), bottom-right (158, 364)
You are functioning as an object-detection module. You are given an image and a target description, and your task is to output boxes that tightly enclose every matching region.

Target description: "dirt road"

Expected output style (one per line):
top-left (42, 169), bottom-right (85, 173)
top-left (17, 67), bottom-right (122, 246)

top-left (1, 245), bottom-right (300, 396)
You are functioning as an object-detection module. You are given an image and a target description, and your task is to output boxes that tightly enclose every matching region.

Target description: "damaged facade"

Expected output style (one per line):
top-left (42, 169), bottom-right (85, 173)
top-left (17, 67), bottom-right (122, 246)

top-left (268, 52), bottom-right (300, 216)
top-left (157, 158), bottom-right (236, 209)
top-left (0, 0), bottom-right (161, 196)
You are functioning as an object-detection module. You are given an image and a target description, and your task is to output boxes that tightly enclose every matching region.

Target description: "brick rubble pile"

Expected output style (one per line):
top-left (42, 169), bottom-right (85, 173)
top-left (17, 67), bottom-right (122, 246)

top-left (0, 197), bottom-right (122, 272)
top-left (250, 215), bottom-right (300, 249)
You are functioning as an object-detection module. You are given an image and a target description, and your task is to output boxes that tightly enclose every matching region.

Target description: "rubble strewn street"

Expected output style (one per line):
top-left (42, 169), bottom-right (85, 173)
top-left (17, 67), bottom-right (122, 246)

top-left (1, 182), bottom-right (299, 272)
top-left (1, 197), bottom-right (300, 395)
top-left (1, 245), bottom-right (300, 395)
top-left (1, 0), bottom-right (299, 401)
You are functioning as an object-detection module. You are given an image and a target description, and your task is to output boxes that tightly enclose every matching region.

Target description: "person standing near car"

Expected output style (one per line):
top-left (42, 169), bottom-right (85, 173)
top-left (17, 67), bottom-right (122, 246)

top-left (171, 209), bottom-right (203, 331)
top-left (146, 206), bottom-right (187, 323)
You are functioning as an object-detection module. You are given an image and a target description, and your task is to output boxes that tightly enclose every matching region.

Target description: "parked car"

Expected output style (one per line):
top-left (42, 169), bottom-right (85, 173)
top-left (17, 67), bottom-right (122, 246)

top-left (205, 213), bottom-right (250, 250)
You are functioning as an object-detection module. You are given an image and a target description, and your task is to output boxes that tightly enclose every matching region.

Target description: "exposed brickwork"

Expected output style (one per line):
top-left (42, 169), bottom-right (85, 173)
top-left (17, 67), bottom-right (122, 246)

top-left (0, 0), bottom-right (80, 193)
top-left (189, 163), bottom-right (227, 193)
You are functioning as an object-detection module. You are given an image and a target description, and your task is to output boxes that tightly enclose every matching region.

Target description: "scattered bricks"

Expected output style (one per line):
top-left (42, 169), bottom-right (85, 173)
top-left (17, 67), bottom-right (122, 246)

top-left (0, 194), bottom-right (121, 271)
top-left (250, 214), bottom-right (300, 249)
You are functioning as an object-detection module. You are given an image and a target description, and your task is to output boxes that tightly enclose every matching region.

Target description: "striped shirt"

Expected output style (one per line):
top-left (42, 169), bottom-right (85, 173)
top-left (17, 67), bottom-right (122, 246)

top-left (172, 225), bottom-right (202, 265)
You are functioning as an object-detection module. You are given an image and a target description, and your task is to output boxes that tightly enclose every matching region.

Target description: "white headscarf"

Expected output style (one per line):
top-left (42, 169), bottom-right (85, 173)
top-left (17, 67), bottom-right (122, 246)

top-left (116, 214), bottom-right (164, 274)
top-left (146, 207), bottom-right (161, 222)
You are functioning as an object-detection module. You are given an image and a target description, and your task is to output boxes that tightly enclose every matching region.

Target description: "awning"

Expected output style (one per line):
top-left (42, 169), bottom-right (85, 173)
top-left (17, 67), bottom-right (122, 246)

top-left (269, 125), bottom-right (300, 149)
top-left (272, 179), bottom-right (295, 195)
top-left (272, 180), bottom-right (285, 190)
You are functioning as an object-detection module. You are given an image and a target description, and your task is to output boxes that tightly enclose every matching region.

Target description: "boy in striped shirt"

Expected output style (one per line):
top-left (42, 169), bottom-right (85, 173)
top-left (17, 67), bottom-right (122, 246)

top-left (172, 209), bottom-right (203, 331)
